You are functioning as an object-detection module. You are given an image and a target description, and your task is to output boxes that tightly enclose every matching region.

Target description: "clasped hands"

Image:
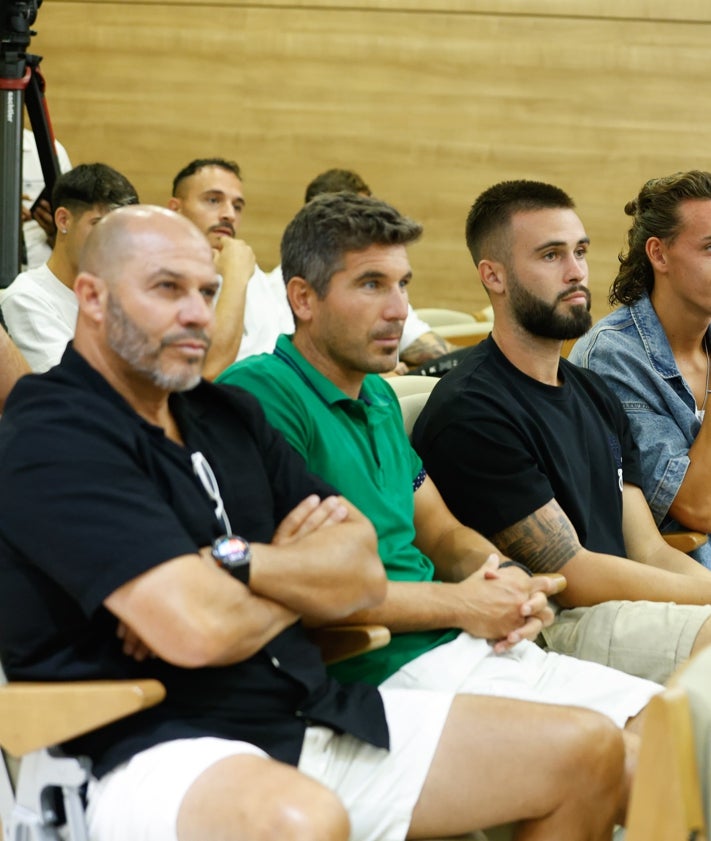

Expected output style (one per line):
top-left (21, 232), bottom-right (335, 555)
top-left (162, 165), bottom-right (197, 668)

top-left (456, 555), bottom-right (565, 654)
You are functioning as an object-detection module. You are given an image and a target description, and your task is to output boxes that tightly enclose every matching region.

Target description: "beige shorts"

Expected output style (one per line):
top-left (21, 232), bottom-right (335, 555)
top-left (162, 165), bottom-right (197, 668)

top-left (86, 688), bottom-right (453, 841)
top-left (540, 600), bottom-right (711, 684)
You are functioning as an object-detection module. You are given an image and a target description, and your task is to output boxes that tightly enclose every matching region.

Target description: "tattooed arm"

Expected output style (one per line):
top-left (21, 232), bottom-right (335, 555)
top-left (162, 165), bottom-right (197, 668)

top-left (399, 330), bottom-right (456, 366)
top-left (491, 498), bottom-right (711, 607)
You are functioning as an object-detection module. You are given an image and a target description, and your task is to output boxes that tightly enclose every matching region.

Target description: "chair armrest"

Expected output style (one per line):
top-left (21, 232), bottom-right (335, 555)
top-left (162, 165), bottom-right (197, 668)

top-left (0, 679), bottom-right (165, 757)
top-left (663, 531), bottom-right (708, 554)
top-left (307, 624), bottom-right (391, 666)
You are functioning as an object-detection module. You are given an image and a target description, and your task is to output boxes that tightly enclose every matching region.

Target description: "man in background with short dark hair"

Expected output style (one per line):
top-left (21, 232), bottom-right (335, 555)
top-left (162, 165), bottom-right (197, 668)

top-left (169, 157), bottom-right (261, 376)
top-left (1, 162), bottom-right (138, 372)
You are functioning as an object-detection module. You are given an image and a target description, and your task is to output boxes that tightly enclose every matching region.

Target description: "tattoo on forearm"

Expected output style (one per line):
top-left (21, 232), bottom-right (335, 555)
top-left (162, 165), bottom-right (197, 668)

top-left (400, 332), bottom-right (450, 365)
top-left (491, 500), bottom-right (582, 574)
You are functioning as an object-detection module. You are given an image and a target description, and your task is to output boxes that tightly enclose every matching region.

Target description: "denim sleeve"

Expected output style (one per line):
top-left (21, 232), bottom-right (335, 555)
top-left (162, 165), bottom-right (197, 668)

top-left (572, 329), bottom-right (692, 525)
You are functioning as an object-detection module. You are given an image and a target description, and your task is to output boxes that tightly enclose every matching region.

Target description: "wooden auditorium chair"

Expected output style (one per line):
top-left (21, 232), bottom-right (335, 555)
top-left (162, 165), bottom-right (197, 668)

top-left (0, 625), bottom-right (390, 840)
top-left (414, 308), bottom-right (492, 347)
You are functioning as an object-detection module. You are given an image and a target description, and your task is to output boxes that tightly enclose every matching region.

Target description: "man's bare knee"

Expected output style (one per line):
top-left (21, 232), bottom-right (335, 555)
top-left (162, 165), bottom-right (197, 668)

top-left (562, 707), bottom-right (625, 774)
top-left (557, 708), bottom-right (627, 812)
top-left (411, 696), bottom-right (626, 840)
top-left (255, 783), bottom-right (349, 841)
top-left (177, 754), bottom-right (349, 841)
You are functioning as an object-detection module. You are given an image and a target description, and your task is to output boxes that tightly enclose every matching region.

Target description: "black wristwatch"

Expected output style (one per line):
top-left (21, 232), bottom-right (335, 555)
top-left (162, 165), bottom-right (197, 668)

top-left (211, 534), bottom-right (252, 584)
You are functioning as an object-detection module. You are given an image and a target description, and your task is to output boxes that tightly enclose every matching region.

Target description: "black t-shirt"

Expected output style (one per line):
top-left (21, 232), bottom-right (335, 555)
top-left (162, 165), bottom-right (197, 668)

top-left (0, 346), bottom-right (387, 776)
top-left (412, 336), bottom-right (643, 562)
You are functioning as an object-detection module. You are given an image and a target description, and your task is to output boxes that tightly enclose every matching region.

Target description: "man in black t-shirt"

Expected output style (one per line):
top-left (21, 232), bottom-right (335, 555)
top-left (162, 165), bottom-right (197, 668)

top-left (0, 205), bottom-right (629, 841)
top-left (413, 179), bottom-right (711, 685)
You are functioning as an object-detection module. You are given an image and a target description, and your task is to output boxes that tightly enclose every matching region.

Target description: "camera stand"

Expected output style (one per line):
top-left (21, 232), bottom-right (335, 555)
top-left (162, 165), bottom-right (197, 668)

top-left (0, 36), bottom-right (59, 288)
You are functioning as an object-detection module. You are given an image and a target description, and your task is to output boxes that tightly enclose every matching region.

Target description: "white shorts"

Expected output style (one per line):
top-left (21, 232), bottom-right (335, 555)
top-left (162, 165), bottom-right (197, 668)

top-left (298, 688), bottom-right (452, 841)
top-left (86, 737), bottom-right (268, 841)
top-left (86, 688), bottom-right (452, 841)
top-left (382, 633), bottom-right (661, 728)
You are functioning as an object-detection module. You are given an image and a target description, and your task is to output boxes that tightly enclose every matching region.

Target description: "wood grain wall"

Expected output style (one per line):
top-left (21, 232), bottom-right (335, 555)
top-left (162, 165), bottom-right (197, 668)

top-left (28, 0), bottom-right (711, 320)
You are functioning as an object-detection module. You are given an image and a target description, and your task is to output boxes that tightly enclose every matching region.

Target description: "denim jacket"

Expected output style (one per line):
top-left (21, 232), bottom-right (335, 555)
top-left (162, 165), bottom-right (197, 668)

top-left (569, 292), bottom-right (711, 568)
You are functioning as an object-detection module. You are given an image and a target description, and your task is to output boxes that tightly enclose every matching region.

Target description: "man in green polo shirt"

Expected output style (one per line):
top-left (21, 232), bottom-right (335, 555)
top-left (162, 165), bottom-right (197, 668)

top-left (216, 192), bottom-right (659, 729)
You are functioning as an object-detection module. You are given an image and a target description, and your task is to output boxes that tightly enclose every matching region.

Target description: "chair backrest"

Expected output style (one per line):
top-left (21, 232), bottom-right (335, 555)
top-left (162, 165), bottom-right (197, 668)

top-left (413, 308), bottom-right (491, 347)
top-left (625, 646), bottom-right (711, 841)
top-left (414, 307), bottom-right (477, 328)
top-left (674, 647), bottom-right (711, 835)
top-left (399, 392), bottom-right (433, 439)
top-left (436, 322), bottom-right (491, 345)
top-left (388, 375), bottom-right (441, 399)
top-left (389, 376), bottom-right (439, 439)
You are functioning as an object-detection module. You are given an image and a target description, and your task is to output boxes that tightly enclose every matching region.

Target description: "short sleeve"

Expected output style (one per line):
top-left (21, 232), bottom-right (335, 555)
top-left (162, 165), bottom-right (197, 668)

top-left (0, 405), bottom-right (198, 616)
top-left (415, 396), bottom-right (555, 536)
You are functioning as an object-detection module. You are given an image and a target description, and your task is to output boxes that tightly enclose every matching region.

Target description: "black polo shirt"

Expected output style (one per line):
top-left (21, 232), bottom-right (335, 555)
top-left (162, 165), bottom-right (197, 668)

top-left (0, 346), bottom-right (387, 777)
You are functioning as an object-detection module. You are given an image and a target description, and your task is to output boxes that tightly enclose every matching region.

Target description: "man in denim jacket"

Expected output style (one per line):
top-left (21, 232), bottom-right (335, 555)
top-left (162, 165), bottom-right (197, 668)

top-left (570, 171), bottom-right (711, 569)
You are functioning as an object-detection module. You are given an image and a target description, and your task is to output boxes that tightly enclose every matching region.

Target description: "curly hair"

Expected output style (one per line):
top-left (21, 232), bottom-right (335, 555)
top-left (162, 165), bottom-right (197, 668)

top-left (610, 170), bottom-right (711, 307)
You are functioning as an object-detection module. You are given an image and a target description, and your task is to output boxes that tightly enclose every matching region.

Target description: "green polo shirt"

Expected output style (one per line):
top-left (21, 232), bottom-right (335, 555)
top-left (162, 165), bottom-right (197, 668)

top-left (217, 335), bottom-right (458, 685)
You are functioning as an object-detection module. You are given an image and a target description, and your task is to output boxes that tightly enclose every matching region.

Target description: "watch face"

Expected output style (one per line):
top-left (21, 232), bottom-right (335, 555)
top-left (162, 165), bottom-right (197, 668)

top-left (213, 534), bottom-right (251, 567)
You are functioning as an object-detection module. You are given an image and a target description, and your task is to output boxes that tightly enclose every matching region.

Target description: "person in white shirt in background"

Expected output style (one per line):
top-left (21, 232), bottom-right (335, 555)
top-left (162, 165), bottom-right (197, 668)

top-left (168, 158), bottom-right (257, 378)
top-left (3, 162), bottom-right (138, 372)
top-left (21, 128), bottom-right (72, 269)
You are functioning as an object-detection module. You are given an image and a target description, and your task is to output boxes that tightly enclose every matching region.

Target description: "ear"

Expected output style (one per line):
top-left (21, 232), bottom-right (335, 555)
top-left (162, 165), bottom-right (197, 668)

top-left (477, 258), bottom-right (506, 296)
top-left (74, 272), bottom-right (108, 324)
top-left (54, 206), bottom-right (71, 234)
top-left (645, 237), bottom-right (667, 273)
top-left (286, 276), bottom-right (316, 323)
top-left (167, 197), bottom-right (181, 213)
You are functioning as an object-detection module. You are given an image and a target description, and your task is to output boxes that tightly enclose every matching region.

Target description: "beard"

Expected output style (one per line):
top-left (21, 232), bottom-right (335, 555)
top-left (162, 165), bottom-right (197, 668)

top-left (106, 293), bottom-right (210, 392)
top-left (508, 271), bottom-right (592, 340)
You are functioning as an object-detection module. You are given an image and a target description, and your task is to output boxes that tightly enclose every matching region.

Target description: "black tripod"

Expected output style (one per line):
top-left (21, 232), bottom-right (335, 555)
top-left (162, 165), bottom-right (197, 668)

top-left (0, 0), bottom-right (58, 288)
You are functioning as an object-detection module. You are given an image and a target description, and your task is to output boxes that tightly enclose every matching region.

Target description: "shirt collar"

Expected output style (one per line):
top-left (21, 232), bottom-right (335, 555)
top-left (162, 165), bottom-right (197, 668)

top-left (273, 334), bottom-right (391, 409)
top-left (628, 292), bottom-right (711, 381)
top-left (59, 342), bottom-right (206, 435)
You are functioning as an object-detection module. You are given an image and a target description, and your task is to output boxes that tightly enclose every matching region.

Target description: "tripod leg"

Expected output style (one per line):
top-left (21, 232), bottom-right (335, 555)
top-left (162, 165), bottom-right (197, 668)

top-left (0, 83), bottom-right (25, 288)
top-left (24, 56), bottom-right (60, 201)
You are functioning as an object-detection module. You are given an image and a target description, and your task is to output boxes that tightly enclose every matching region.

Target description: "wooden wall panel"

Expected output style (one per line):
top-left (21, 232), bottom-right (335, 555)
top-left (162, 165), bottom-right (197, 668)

top-left (86, 0), bottom-right (711, 23)
top-left (28, 1), bottom-right (711, 319)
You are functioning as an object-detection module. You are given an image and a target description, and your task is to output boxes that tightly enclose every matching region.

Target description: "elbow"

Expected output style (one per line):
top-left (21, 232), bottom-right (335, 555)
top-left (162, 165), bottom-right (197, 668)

top-left (153, 622), bottom-right (225, 668)
top-left (669, 499), bottom-right (711, 535)
top-left (151, 609), bottom-right (252, 668)
top-left (362, 551), bottom-right (387, 607)
top-left (332, 520), bottom-right (386, 617)
top-left (359, 521), bottom-right (387, 607)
